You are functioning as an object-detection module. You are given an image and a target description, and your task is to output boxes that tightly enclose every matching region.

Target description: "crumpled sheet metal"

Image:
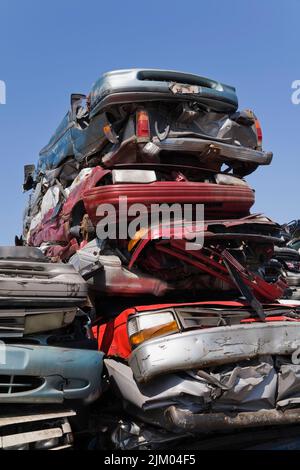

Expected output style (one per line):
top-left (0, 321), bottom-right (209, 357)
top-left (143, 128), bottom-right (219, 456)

top-left (129, 236), bottom-right (286, 302)
top-left (64, 167), bottom-right (94, 196)
top-left (105, 358), bottom-right (213, 411)
top-left (105, 356), bottom-right (300, 415)
top-left (42, 158), bottom-right (81, 186)
top-left (276, 356), bottom-right (300, 407)
top-left (37, 111), bottom-right (107, 176)
top-left (27, 166), bottom-right (110, 247)
top-left (207, 358), bottom-right (276, 411)
top-left (40, 186), bottom-right (60, 220)
top-left (26, 167), bottom-right (91, 242)
top-left (128, 214), bottom-right (280, 269)
top-left (69, 240), bottom-right (168, 296)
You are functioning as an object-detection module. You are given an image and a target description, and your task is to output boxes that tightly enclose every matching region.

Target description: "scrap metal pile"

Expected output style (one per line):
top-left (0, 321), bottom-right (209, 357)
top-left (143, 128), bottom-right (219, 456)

top-left (2, 69), bottom-right (300, 449)
top-left (21, 69), bottom-right (285, 302)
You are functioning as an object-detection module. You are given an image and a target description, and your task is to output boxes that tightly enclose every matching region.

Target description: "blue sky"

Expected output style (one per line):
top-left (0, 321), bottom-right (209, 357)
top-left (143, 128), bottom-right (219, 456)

top-left (0, 0), bottom-right (299, 244)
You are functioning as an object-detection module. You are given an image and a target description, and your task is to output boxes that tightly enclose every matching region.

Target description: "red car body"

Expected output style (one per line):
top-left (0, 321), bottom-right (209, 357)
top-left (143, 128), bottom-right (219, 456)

top-left (28, 165), bottom-right (254, 251)
top-left (28, 167), bottom-right (110, 247)
top-left (83, 181), bottom-right (254, 225)
top-left (93, 300), bottom-right (299, 360)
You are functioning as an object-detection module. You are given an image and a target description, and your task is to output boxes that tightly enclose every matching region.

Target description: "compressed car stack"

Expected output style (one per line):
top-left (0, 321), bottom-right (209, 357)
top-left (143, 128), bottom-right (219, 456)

top-left (21, 69), bottom-right (286, 304)
top-left (15, 69), bottom-right (300, 449)
top-left (0, 246), bottom-right (103, 449)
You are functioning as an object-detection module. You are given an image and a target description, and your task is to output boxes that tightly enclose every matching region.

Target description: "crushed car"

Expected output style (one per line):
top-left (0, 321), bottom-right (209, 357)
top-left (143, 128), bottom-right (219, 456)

top-left (0, 247), bottom-right (102, 449)
top-left (32, 69), bottom-right (271, 181)
top-left (85, 299), bottom-right (300, 449)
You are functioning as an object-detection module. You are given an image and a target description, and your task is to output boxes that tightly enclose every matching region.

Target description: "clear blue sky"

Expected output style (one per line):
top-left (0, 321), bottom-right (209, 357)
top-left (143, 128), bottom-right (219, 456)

top-left (0, 0), bottom-right (299, 244)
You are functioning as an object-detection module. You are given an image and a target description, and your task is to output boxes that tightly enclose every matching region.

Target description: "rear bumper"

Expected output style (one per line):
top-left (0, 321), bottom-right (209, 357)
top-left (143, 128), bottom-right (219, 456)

top-left (153, 137), bottom-right (273, 166)
top-left (101, 135), bottom-right (272, 176)
top-left (165, 406), bottom-right (300, 433)
top-left (83, 181), bottom-right (255, 224)
top-left (129, 322), bottom-right (300, 383)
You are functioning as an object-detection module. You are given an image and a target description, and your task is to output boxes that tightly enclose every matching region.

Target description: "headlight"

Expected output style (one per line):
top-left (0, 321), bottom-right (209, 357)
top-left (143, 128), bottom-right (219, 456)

top-left (127, 311), bottom-right (179, 347)
top-left (24, 309), bottom-right (76, 334)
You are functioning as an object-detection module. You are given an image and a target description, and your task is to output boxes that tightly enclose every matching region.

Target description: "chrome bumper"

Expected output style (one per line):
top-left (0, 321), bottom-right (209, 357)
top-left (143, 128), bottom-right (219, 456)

top-left (152, 137), bottom-right (273, 165)
top-left (129, 322), bottom-right (300, 383)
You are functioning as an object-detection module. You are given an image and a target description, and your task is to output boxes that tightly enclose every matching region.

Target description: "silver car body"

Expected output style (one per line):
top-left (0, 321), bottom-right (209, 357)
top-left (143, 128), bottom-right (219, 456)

top-left (0, 307), bottom-right (77, 337)
top-left (0, 408), bottom-right (75, 450)
top-left (0, 247), bottom-right (87, 307)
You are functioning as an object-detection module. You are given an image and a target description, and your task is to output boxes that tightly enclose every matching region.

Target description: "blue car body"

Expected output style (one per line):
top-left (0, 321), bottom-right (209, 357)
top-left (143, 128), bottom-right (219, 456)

top-left (0, 344), bottom-right (103, 404)
top-left (36, 69), bottom-right (245, 176)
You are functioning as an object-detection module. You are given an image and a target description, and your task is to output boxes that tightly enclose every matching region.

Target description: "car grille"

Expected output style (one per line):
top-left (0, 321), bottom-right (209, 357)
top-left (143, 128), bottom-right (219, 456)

top-left (0, 317), bottom-right (24, 336)
top-left (175, 307), bottom-right (250, 329)
top-left (0, 375), bottom-right (44, 394)
top-left (0, 266), bottom-right (49, 279)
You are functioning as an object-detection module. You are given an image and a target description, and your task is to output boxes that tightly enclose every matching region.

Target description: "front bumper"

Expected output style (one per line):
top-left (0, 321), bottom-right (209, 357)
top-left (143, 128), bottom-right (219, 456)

top-left (165, 406), bottom-right (300, 433)
top-left (0, 344), bottom-right (103, 404)
top-left (0, 258), bottom-right (88, 308)
top-left (129, 322), bottom-right (300, 383)
top-left (0, 407), bottom-right (75, 449)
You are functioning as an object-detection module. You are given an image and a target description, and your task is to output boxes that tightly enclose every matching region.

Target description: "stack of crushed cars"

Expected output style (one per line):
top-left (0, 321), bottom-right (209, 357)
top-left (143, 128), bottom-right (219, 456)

top-left (0, 246), bottom-right (103, 449)
top-left (14, 69), bottom-right (300, 449)
top-left (22, 69), bottom-right (281, 301)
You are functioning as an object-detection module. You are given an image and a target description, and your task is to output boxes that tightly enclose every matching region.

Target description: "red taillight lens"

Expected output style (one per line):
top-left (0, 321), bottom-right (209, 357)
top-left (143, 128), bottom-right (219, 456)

top-left (254, 117), bottom-right (263, 149)
top-left (136, 109), bottom-right (150, 140)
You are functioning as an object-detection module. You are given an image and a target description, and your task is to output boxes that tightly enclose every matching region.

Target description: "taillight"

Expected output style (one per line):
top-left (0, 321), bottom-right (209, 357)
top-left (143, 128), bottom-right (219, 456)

top-left (254, 116), bottom-right (263, 149)
top-left (136, 109), bottom-right (150, 141)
